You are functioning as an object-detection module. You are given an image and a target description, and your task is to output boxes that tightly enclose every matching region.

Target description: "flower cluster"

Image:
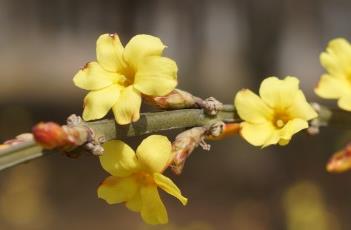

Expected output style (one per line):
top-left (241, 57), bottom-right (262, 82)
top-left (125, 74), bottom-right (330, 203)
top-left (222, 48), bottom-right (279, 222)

top-left (72, 33), bottom-right (351, 225)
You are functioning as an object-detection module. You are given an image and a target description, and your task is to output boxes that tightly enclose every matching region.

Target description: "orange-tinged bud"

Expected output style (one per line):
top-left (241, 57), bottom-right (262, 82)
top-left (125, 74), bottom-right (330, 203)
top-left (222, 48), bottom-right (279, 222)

top-left (32, 122), bottom-right (80, 150)
top-left (206, 123), bottom-right (240, 141)
top-left (326, 144), bottom-right (351, 173)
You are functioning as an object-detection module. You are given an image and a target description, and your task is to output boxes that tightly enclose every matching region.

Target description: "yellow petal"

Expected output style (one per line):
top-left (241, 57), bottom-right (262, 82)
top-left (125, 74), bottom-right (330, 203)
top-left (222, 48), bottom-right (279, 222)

top-left (287, 90), bottom-right (318, 120)
top-left (97, 176), bottom-right (138, 204)
top-left (96, 34), bottom-right (126, 72)
top-left (338, 95), bottom-right (351, 111)
top-left (82, 84), bottom-right (121, 121)
top-left (112, 85), bottom-right (142, 125)
top-left (73, 62), bottom-right (122, 90)
top-left (124, 34), bottom-right (166, 69)
top-left (259, 76), bottom-right (300, 109)
top-left (321, 38), bottom-right (351, 78)
top-left (279, 118), bottom-right (308, 143)
top-left (126, 191), bottom-right (142, 212)
top-left (262, 130), bottom-right (281, 148)
top-left (140, 186), bottom-right (168, 225)
top-left (278, 139), bottom-right (290, 146)
top-left (153, 172), bottom-right (187, 205)
top-left (100, 140), bottom-right (140, 177)
top-left (234, 89), bottom-right (273, 123)
top-left (134, 56), bottom-right (178, 96)
top-left (240, 122), bottom-right (278, 147)
top-left (315, 74), bottom-right (351, 99)
top-left (136, 135), bottom-right (172, 173)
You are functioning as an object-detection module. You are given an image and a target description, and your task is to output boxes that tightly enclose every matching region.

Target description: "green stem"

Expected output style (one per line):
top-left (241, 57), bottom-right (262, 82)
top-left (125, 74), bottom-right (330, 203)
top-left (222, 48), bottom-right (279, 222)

top-left (0, 104), bottom-right (348, 172)
top-left (0, 108), bottom-right (237, 171)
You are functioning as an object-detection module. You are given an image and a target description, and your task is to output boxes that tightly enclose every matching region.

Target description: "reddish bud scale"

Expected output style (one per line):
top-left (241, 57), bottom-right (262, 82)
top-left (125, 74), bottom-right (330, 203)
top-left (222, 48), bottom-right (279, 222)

top-left (170, 127), bottom-right (207, 175)
top-left (326, 144), bottom-right (351, 173)
top-left (32, 122), bottom-right (80, 150)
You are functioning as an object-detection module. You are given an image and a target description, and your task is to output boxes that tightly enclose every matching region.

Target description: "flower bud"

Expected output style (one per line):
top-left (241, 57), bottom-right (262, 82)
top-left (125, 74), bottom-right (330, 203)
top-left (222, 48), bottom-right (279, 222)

top-left (326, 144), bottom-right (351, 173)
top-left (32, 122), bottom-right (85, 151)
top-left (206, 123), bottom-right (240, 140)
top-left (170, 127), bottom-right (208, 175)
top-left (32, 122), bottom-right (69, 149)
top-left (144, 89), bottom-right (196, 109)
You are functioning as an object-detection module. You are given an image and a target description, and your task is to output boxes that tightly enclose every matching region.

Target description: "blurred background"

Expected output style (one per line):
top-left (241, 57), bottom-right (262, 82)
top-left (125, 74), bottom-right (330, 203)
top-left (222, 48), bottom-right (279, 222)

top-left (0, 0), bottom-right (351, 229)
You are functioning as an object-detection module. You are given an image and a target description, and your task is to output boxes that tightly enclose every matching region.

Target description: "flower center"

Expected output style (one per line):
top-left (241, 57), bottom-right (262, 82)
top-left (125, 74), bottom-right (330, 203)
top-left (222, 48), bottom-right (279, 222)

top-left (120, 65), bottom-right (136, 87)
top-left (273, 112), bottom-right (290, 129)
top-left (135, 171), bottom-right (155, 186)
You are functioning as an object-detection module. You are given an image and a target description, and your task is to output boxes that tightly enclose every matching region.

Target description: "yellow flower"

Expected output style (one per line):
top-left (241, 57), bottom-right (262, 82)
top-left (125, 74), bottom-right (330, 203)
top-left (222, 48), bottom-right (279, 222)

top-left (97, 135), bottom-right (187, 225)
top-left (73, 34), bottom-right (178, 124)
top-left (234, 76), bottom-right (317, 147)
top-left (315, 38), bottom-right (351, 111)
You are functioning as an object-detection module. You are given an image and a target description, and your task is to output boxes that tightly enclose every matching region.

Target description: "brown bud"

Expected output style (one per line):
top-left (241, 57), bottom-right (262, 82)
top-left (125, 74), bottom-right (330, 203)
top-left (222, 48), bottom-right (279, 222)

top-left (170, 127), bottom-right (207, 175)
top-left (326, 144), bottom-right (351, 173)
top-left (144, 89), bottom-right (196, 110)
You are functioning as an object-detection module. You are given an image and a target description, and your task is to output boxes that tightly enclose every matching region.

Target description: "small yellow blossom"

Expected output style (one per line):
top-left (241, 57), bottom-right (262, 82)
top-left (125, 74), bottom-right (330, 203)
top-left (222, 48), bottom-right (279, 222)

top-left (97, 135), bottom-right (187, 225)
top-left (234, 76), bottom-right (317, 147)
top-left (73, 34), bottom-right (178, 125)
top-left (315, 38), bottom-right (351, 111)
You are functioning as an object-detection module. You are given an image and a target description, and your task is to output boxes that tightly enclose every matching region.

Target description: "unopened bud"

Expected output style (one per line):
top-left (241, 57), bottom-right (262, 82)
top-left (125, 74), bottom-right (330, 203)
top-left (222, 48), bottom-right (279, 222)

top-left (206, 123), bottom-right (240, 140)
top-left (199, 97), bottom-right (223, 116)
top-left (326, 144), bottom-right (351, 173)
top-left (32, 122), bottom-right (81, 150)
top-left (171, 127), bottom-right (207, 175)
top-left (144, 89), bottom-right (196, 109)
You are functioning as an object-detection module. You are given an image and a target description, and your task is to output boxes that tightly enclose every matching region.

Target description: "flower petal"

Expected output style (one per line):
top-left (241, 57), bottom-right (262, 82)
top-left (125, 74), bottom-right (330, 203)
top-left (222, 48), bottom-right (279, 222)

top-left (279, 119), bottom-right (308, 144)
top-left (96, 34), bottom-right (126, 72)
top-left (126, 191), bottom-right (142, 212)
top-left (262, 130), bottom-right (281, 148)
top-left (134, 57), bottom-right (178, 96)
top-left (315, 74), bottom-right (351, 99)
top-left (97, 176), bottom-right (139, 204)
top-left (82, 84), bottom-right (121, 121)
top-left (240, 122), bottom-right (278, 147)
top-left (124, 34), bottom-right (166, 69)
top-left (136, 135), bottom-right (172, 173)
top-left (321, 38), bottom-right (351, 79)
top-left (112, 85), bottom-right (142, 125)
top-left (73, 62), bottom-right (122, 90)
top-left (338, 95), bottom-right (351, 111)
top-left (153, 172), bottom-right (187, 205)
top-left (140, 186), bottom-right (168, 225)
top-left (234, 89), bottom-right (273, 123)
top-left (259, 76), bottom-right (300, 110)
top-left (287, 91), bottom-right (318, 120)
top-left (100, 140), bottom-right (139, 177)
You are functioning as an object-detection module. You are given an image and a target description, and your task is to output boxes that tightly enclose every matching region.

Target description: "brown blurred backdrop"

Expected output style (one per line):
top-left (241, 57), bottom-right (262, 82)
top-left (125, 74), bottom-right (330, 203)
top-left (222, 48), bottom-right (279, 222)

top-left (0, 0), bottom-right (351, 229)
